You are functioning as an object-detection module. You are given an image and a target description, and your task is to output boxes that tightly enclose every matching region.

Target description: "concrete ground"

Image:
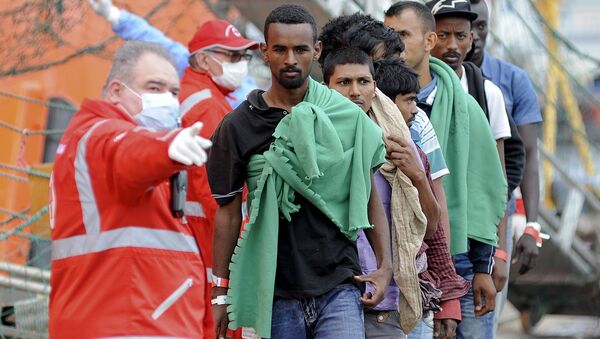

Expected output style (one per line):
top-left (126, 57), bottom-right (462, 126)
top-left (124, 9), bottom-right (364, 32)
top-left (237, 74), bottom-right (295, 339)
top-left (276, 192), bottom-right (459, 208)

top-left (497, 303), bottom-right (600, 339)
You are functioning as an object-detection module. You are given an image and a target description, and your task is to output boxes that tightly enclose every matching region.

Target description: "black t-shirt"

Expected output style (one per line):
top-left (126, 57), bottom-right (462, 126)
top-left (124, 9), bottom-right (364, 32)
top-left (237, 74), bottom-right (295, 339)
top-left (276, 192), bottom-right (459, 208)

top-left (206, 89), bottom-right (361, 299)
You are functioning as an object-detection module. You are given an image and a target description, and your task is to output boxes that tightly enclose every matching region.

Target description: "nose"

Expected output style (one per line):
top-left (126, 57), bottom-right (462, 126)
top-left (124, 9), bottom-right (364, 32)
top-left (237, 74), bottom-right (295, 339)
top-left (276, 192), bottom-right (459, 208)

top-left (348, 82), bottom-right (360, 97)
top-left (284, 49), bottom-right (297, 66)
top-left (447, 35), bottom-right (458, 51)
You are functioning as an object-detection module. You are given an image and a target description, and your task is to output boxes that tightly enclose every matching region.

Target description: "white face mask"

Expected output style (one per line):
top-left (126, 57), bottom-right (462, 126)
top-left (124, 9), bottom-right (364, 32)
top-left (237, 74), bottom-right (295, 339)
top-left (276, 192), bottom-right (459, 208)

top-left (123, 83), bottom-right (180, 131)
top-left (210, 58), bottom-right (249, 90)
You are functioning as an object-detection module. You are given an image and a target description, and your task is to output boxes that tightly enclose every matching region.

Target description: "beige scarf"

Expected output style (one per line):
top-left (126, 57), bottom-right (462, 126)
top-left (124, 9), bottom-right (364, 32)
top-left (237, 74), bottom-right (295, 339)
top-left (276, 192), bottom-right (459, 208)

top-left (368, 89), bottom-right (428, 332)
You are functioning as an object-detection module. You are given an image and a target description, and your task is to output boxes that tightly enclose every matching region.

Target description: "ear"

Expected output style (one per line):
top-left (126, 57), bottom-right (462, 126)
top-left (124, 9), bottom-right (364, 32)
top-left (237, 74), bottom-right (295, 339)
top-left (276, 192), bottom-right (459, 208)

top-left (260, 42), bottom-right (269, 63)
top-left (106, 80), bottom-right (124, 105)
top-left (313, 40), bottom-right (323, 61)
top-left (372, 80), bottom-right (377, 99)
top-left (424, 31), bottom-right (438, 52)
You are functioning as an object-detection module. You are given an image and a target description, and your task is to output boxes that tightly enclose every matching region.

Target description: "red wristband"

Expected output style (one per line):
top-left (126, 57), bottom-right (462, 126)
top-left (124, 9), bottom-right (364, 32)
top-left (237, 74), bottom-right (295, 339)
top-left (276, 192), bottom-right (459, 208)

top-left (524, 226), bottom-right (543, 247)
top-left (494, 248), bottom-right (509, 262)
top-left (211, 276), bottom-right (229, 288)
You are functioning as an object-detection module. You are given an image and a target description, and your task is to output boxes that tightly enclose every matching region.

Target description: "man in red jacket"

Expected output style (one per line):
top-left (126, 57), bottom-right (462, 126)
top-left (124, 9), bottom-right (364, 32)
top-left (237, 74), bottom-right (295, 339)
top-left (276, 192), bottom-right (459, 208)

top-left (179, 21), bottom-right (259, 281)
top-left (49, 41), bottom-right (213, 338)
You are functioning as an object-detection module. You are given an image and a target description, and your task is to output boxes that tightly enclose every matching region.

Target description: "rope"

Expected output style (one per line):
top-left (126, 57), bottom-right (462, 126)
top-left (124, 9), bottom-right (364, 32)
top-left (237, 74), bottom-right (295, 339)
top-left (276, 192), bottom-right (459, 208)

top-left (489, 30), bottom-right (600, 154)
top-left (0, 163), bottom-right (50, 179)
top-left (0, 172), bottom-right (27, 183)
top-left (526, 0), bottom-right (600, 69)
top-left (0, 208), bottom-right (31, 226)
top-left (506, 1), bottom-right (600, 106)
top-left (0, 120), bottom-right (66, 136)
top-left (0, 90), bottom-right (77, 112)
top-left (0, 205), bottom-right (48, 241)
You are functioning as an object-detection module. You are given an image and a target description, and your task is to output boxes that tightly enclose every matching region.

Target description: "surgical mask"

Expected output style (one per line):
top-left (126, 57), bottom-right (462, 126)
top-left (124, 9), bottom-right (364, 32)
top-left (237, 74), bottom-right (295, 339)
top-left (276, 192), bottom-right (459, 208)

top-left (123, 83), bottom-right (179, 131)
top-left (210, 58), bottom-right (248, 90)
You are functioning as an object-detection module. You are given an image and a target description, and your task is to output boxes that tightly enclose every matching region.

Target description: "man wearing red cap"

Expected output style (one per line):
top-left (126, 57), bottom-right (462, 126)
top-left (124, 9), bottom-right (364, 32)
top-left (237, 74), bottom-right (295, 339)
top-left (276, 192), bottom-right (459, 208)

top-left (88, 1), bottom-right (260, 293)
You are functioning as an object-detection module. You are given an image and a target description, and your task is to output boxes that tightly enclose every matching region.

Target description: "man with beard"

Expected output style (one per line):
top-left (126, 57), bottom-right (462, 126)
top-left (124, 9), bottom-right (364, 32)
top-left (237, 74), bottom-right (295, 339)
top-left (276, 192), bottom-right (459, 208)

top-left (467, 0), bottom-right (543, 335)
top-left (426, 1), bottom-right (511, 337)
top-left (207, 5), bottom-right (393, 339)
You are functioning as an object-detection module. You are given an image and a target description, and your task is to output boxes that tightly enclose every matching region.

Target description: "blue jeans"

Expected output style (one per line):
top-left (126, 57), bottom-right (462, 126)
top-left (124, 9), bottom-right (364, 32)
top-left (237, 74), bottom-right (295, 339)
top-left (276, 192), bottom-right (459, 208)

top-left (271, 284), bottom-right (364, 339)
top-left (454, 253), bottom-right (494, 339)
top-left (407, 313), bottom-right (434, 339)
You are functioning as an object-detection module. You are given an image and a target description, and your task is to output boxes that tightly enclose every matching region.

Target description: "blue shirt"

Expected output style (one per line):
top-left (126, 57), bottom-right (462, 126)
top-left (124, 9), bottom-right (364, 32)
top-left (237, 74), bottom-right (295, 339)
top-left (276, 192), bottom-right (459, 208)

top-left (113, 10), bottom-right (256, 108)
top-left (417, 72), bottom-right (437, 105)
top-left (481, 52), bottom-right (542, 126)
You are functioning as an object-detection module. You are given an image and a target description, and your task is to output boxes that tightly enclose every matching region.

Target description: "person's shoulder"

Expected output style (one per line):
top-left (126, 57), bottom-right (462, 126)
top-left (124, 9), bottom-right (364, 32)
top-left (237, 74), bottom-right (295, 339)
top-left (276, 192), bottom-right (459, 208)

top-left (487, 54), bottom-right (529, 78)
top-left (219, 89), bottom-right (262, 127)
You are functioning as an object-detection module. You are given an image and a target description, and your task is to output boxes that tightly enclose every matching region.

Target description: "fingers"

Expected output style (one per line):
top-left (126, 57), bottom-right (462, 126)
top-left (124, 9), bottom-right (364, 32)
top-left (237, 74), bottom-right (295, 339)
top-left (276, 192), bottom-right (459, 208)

top-left (188, 122), bottom-right (204, 136)
top-left (433, 319), bottom-right (442, 339)
top-left (386, 134), bottom-right (408, 147)
top-left (359, 291), bottom-right (374, 306)
top-left (196, 135), bottom-right (213, 149)
top-left (443, 319), bottom-right (458, 339)
top-left (473, 284), bottom-right (483, 315)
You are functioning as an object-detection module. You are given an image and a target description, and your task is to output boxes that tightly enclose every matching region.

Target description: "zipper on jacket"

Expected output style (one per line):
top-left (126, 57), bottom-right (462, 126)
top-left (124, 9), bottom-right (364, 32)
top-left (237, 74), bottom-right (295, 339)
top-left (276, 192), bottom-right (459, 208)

top-left (151, 277), bottom-right (193, 320)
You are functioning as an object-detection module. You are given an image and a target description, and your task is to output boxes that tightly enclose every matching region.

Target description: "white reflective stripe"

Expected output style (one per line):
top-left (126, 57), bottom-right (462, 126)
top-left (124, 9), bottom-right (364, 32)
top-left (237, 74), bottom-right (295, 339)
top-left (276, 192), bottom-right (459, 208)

top-left (184, 201), bottom-right (206, 218)
top-left (152, 277), bottom-right (193, 320)
top-left (206, 268), bottom-right (213, 283)
top-left (241, 201), bottom-right (248, 220)
top-left (75, 120), bottom-right (107, 235)
top-left (52, 227), bottom-right (199, 260)
top-left (100, 336), bottom-right (191, 339)
top-left (179, 89), bottom-right (212, 118)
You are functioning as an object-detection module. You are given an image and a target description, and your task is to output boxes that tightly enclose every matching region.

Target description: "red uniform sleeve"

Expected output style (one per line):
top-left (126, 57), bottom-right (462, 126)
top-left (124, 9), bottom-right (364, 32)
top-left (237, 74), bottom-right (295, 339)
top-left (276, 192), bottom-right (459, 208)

top-left (181, 97), bottom-right (229, 139)
top-left (86, 120), bottom-right (186, 202)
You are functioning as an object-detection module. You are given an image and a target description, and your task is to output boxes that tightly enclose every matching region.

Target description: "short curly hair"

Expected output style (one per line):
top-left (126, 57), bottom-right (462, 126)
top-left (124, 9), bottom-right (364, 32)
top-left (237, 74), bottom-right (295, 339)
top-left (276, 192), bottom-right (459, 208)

top-left (264, 4), bottom-right (317, 43)
top-left (318, 13), bottom-right (404, 66)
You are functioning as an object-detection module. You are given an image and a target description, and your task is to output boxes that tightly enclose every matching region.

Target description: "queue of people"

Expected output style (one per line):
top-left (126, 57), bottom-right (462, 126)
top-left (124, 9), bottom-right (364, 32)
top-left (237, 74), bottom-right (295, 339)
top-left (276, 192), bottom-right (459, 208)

top-left (49, 1), bottom-right (542, 338)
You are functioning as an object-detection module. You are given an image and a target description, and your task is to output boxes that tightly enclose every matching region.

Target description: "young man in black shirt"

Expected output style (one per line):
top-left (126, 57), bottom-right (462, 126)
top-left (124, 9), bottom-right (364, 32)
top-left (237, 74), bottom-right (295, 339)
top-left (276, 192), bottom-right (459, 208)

top-left (207, 5), bottom-right (392, 339)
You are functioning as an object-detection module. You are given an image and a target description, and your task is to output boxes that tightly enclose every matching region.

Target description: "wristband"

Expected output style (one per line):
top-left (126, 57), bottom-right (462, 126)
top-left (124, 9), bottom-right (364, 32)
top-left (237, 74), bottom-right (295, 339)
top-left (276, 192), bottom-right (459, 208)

top-left (211, 295), bottom-right (228, 305)
top-left (525, 221), bottom-right (541, 232)
top-left (494, 249), bottom-right (509, 262)
top-left (211, 275), bottom-right (229, 288)
top-left (524, 226), bottom-right (543, 248)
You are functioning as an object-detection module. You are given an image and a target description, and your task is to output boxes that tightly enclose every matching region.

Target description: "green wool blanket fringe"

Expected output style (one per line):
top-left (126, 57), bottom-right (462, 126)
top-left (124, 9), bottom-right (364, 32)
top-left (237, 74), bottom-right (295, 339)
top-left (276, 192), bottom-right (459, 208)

top-left (428, 57), bottom-right (507, 254)
top-left (226, 78), bottom-right (385, 337)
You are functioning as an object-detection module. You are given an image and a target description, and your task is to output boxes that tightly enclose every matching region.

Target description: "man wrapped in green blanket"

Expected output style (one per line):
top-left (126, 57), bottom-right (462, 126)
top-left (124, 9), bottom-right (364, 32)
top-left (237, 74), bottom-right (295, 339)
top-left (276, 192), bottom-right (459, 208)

top-left (206, 5), bottom-right (393, 339)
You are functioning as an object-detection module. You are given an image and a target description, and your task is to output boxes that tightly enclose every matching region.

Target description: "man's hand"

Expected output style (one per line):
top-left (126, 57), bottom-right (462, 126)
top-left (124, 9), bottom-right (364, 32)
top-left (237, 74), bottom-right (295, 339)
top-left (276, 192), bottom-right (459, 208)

top-left (168, 122), bottom-right (212, 166)
top-left (472, 273), bottom-right (496, 316)
top-left (212, 304), bottom-right (229, 338)
top-left (353, 267), bottom-right (392, 308)
top-left (385, 135), bottom-right (425, 182)
top-left (512, 233), bottom-right (539, 274)
top-left (87, 0), bottom-right (120, 25)
top-left (492, 258), bottom-right (507, 292)
top-left (433, 318), bottom-right (458, 339)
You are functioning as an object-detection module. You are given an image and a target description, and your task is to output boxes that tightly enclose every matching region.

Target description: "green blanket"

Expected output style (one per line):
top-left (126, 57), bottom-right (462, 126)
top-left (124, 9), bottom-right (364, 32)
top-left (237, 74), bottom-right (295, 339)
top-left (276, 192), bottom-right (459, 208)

top-left (428, 57), bottom-right (507, 254)
top-left (226, 78), bottom-right (385, 337)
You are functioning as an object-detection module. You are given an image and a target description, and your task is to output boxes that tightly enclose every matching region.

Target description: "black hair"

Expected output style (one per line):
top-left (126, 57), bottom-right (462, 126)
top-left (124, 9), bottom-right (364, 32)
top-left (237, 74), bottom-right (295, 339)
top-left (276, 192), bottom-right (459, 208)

top-left (373, 58), bottom-right (420, 101)
top-left (318, 13), bottom-right (404, 66)
top-left (470, 0), bottom-right (484, 4)
top-left (264, 4), bottom-right (317, 43)
top-left (322, 47), bottom-right (375, 84)
top-left (385, 1), bottom-right (436, 33)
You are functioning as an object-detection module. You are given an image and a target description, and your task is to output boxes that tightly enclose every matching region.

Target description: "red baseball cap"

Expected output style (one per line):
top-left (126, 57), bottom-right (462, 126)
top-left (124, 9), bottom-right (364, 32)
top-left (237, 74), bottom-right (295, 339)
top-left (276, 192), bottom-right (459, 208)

top-left (188, 19), bottom-right (259, 54)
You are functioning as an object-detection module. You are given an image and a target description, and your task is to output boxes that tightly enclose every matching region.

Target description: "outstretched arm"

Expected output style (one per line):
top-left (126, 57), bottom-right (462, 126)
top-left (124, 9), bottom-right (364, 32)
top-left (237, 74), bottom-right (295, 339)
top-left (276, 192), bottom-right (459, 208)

top-left (88, 0), bottom-right (189, 75)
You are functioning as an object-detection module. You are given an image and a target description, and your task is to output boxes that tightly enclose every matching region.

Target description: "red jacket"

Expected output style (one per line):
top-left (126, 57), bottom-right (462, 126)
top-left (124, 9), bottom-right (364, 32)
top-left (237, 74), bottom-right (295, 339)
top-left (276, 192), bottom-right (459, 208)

top-left (179, 69), bottom-right (233, 272)
top-left (49, 99), bottom-right (213, 338)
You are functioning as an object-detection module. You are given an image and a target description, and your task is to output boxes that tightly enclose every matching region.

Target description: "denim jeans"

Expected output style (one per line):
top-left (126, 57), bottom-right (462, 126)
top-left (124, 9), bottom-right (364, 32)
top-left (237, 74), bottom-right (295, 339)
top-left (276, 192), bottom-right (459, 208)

top-left (271, 283), bottom-right (364, 339)
top-left (364, 310), bottom-right (406, 339)
top-left (407, 313), bottom-right (434, 339)
top-left (454, 253), bottom-right (494, 339)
